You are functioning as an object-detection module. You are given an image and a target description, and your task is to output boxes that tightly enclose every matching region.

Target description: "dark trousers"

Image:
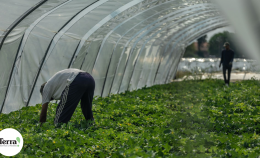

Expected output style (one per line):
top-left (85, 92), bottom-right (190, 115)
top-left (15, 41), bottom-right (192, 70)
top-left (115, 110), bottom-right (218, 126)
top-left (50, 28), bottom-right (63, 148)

top-left (54, 72), bottom-right (95, 124)
top-left (223, 65), bottom-right (232, 85)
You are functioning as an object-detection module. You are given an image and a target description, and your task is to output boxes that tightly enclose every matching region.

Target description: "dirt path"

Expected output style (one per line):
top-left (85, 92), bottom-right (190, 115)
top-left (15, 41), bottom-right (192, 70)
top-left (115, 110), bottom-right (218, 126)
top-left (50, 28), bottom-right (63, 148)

top-left (173, 72), bottom-right (260, 82)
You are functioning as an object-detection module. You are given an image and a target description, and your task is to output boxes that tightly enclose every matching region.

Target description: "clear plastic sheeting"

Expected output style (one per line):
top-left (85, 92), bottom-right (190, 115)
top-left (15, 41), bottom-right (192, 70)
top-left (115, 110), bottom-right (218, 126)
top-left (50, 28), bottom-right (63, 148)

top-left (0, 0), bottom-right (41, 37)
top-left (0, 0), bottom-right (229, 114)
top-left (9, 0), bottom-right (98, 108)
top-left (0, 0), bottom-right (74, 113)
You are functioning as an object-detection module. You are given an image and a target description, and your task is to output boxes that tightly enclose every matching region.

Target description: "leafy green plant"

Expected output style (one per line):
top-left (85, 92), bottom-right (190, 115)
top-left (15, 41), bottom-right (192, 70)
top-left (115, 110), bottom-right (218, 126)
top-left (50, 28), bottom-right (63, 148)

top-left (0, 79), bottom-right (260, 157)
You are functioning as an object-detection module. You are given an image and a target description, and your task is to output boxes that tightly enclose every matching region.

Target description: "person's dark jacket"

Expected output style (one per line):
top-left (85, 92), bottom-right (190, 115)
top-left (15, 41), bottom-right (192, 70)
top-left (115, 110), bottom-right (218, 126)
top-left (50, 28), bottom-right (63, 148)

top-left (220, 49), bottom-right (235, 67)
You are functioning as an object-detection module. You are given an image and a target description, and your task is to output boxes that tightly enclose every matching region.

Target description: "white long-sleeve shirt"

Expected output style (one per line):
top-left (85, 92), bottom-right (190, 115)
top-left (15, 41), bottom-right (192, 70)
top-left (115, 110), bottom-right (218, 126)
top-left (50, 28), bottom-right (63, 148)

top-left (42, 69), bottom-right (85, 105)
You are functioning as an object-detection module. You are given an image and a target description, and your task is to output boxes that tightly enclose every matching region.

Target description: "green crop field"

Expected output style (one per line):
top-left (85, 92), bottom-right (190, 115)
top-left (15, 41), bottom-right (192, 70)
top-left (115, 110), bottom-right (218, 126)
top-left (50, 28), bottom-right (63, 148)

top-left (1, 79), bottom-right (260, 158)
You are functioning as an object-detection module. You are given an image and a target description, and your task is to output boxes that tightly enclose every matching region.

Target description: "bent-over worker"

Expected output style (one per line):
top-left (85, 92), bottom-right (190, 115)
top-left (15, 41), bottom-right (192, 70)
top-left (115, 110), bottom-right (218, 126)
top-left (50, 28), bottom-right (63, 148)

top-left (219, 42), bottom-right (235, 86)
top-left (39, 69), bottom-right (95, 126)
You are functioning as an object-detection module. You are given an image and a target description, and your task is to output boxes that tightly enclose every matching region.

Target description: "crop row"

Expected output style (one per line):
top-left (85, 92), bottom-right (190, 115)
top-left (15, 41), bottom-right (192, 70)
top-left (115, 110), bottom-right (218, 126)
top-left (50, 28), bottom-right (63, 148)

top-left (0, 79), bottom-right (260, 157)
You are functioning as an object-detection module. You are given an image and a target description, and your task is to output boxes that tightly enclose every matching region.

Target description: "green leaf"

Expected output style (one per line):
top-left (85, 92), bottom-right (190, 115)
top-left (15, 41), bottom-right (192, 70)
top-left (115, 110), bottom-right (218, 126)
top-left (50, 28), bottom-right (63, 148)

top-left (163, 129), bottom-right (171, 134)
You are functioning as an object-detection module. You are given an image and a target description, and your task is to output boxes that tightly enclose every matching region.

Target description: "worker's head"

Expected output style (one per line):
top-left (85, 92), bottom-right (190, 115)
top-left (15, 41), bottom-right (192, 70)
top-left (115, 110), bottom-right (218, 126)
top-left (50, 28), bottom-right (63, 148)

top-left (223, 42), bottom-right (230, 50)
top-left (40, 82), bottom-right (47, 95)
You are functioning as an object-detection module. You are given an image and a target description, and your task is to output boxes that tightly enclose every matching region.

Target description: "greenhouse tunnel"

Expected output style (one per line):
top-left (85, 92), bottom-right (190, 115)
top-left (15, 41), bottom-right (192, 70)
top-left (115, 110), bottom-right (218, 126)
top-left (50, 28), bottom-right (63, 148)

top-left (0, 0), bottom-right (230, 114)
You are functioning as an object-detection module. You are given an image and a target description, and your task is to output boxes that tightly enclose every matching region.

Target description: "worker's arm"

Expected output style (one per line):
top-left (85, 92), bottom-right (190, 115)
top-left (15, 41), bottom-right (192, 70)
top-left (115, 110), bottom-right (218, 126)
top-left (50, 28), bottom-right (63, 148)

top-left (219, 51), bottom-right (223, 67)
top-left (230, 51), bottom-right (235, 65)
top-left (39, 102), bottom-right (49, 127)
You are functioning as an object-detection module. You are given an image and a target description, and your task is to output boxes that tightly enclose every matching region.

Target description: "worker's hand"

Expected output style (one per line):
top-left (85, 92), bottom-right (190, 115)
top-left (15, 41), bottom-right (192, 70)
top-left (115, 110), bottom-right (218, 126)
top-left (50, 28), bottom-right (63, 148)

top-left (39, 102), bottom-right (48, 127)
top-left (229, 62), bottom-right (232, 66)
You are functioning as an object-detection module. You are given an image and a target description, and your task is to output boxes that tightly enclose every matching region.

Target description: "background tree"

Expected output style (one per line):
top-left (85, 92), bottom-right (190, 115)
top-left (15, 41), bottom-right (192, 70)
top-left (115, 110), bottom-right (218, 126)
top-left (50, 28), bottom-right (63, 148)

top-left (208, 31), bottom-right (250, 58)
top-left (197, 35), bottom-right (207, 57)
top-left (183, 43), bottom-right (198, 58)
top-left (208, 31), bottom-right (229, 57)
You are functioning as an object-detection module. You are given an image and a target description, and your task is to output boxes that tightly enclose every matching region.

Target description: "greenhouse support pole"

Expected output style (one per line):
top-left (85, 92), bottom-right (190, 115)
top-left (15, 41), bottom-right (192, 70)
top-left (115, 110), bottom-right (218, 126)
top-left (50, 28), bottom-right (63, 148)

top-left (0, 35), bottom-right (24, 114)
top-left (100, 46), bottom-right (117, 97)
top-left (68, 42), bottom-right (81, 68)
top-left (0, 0), bottom-right (48, 52)
top-left (26, 0), bottom-right (99, 107)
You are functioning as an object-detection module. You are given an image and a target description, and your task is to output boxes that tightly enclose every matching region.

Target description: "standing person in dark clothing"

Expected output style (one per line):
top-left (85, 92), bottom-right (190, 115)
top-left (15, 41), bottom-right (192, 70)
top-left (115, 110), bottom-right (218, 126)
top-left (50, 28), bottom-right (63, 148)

top-left (39, 69), bottom-right (95, 126)
top-left (219, 42), bottom-right (235, 86)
